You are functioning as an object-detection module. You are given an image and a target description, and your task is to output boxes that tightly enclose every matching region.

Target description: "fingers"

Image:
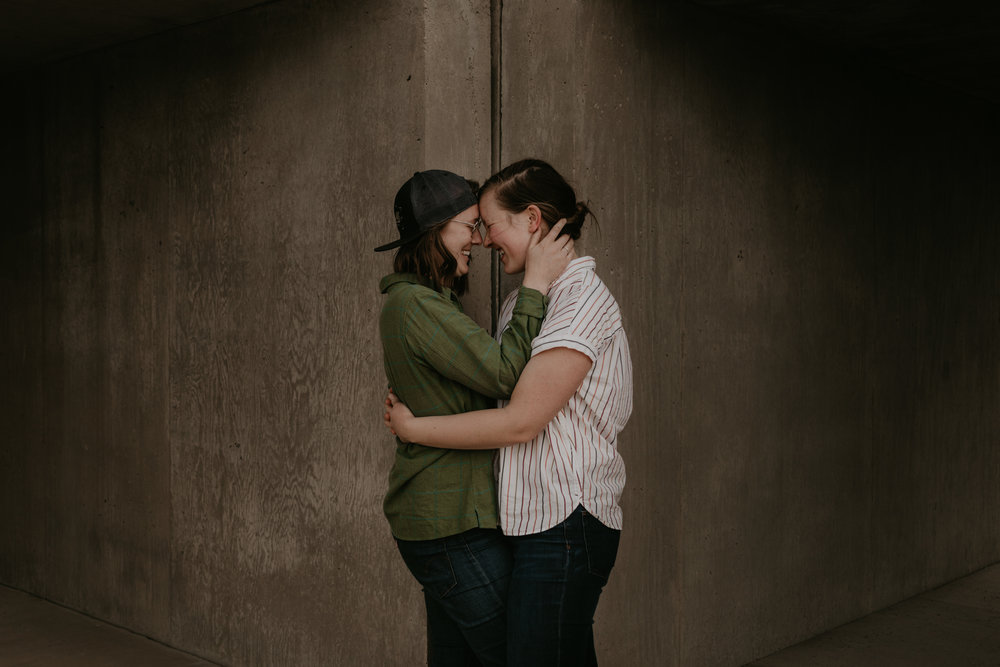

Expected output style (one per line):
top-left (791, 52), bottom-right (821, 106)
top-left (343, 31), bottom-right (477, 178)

top-left (527, 223), bottom-right (543, 248)
top-left (547, 218), bottom-right (567, 239)
top-left (552, 230), bottom-right (573, 250)
top-left (539, 219), bottom-right (566, 245)
top-left (548, 220), bottom-right (572, 249)
top-left (527, 218), bottom-right (567, 252)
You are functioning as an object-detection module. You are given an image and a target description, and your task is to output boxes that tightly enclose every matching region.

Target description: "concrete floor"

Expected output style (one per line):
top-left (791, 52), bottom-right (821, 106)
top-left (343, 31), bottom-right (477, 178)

top-left (749, 563), bottom-right (1000, 667)
top-left (1, 564), bottom-right (998, 666)
top-left (0, 587), bottom-right (216, 666)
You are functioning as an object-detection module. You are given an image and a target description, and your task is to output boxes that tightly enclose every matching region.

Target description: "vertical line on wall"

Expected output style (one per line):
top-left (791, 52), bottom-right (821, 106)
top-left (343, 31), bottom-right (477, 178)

top-left (164, 45), bottom-right (176, 603)
top-left (39, 72), bottom-right (49, 478)
top-left (94, 70), bottom-right (109, 440)
top-left (489, 0), bottom-right (503, 334)
top-left (677, 4), bottom-right (688, 663)
top-left (867, 129), bottom-right (878, 614)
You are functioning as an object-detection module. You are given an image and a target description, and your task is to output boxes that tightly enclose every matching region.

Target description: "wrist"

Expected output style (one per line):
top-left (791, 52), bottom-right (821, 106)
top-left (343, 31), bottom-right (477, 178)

top-left (521, 277), bottom-right (550, 295)
top-left (521, 280), bottom-right (549, 296)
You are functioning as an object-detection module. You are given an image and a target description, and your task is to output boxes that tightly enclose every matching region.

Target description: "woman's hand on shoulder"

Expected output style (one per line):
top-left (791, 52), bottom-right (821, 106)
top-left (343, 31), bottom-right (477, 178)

top-left (383, 390), bottom-right (414, 443)
top-left (522, 219), bottom-right (574, 294)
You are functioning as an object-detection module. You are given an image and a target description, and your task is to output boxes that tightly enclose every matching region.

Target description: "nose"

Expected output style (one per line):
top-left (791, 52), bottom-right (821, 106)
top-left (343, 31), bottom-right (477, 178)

top-left (481, 228), bottom-right (493, 248)
top-left (472, 228), bottom-right (483, 246)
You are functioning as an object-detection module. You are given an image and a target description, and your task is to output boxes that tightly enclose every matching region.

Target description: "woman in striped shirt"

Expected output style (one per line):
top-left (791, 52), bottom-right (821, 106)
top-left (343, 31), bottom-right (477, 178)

top-left (386, 159), bottom-right (633, 666)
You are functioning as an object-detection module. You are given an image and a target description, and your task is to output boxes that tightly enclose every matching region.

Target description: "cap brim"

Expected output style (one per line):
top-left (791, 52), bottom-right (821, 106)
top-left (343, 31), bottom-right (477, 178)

top-left (374, 239), bottom-right (403, 252)
top-left (375, 228), bottom-right (426, 252)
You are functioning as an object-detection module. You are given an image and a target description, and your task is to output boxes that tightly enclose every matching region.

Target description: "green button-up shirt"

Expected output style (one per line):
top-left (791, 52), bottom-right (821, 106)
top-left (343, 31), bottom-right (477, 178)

top-left (378, 272), bottom-right (548, 541)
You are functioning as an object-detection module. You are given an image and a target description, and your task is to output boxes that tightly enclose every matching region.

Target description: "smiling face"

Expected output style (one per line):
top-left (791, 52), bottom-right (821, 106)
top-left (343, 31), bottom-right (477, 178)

top-left (480, 189), bottom-right (535, 274)
top-left (437, 203), bottom-right (484, 278)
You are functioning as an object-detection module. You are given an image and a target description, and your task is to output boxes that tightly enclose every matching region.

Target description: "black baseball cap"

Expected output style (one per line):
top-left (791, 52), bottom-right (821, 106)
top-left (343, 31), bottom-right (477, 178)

top-left (374, 170), bottom-right (478, 252)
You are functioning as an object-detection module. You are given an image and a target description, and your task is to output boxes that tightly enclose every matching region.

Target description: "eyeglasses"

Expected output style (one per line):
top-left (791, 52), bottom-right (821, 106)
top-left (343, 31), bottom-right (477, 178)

top-left (449, 217), bottom-right (485, 236)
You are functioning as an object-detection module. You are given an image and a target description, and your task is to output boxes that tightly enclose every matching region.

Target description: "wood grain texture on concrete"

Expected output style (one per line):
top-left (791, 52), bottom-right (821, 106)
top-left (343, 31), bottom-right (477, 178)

top-left (163, 1), bottom-right (491, 664)
top-left (1, 50), bottom-right (175, 640)
top-left (2, 1), bottom-right (492, 665)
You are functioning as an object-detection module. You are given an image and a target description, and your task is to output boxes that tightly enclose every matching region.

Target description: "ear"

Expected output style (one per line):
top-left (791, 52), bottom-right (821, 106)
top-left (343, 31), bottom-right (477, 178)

top-left (526, 204), bottom-right (542, 233)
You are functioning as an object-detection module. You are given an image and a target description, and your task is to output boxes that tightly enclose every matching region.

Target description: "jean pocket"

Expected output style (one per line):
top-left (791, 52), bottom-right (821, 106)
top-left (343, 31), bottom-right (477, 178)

top-left (581, 514), bottom-right (621, 582)
top-left (408, 550), bottom-right (459, 599)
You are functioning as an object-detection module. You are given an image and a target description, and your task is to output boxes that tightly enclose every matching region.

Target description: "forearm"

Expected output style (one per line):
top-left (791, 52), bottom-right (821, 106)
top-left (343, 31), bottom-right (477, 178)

top-left (400, 407), bottom-right (539, 450)
top-left (422, 286), bottom-right (546, 399)
top-left (396, 348), bottom-right (593, 449)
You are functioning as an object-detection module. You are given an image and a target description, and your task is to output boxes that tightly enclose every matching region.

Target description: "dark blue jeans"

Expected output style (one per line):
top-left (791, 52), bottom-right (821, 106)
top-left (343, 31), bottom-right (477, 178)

top-left (506, 506), bottom-right (621, 666)
top-left (396, 528), bottom-right (513, 667)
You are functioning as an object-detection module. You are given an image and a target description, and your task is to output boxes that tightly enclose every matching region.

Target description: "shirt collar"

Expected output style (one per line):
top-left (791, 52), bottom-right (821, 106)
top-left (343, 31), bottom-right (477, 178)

top-left (550, 256), bottom-right (595, 290)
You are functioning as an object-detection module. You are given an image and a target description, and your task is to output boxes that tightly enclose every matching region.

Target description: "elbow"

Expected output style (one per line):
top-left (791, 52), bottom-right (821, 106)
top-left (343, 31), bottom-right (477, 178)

top-left (495, 362), bottom-right (529, 398)
top-left (506, 415), bottom-right (546, 444)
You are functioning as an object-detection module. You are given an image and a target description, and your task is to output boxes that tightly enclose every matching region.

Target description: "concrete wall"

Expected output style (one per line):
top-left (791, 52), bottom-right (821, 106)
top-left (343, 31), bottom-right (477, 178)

top-left (1, 1), bottom-right (489, 664)
top-left (498, 3), bottom-right (1000, 664)
top-left (1, 0), bottom-right (998, 665)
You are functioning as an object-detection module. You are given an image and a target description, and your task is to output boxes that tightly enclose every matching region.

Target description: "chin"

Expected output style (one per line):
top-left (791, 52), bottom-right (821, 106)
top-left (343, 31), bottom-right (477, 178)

top-left (499, 257), bottom-right (519, 275)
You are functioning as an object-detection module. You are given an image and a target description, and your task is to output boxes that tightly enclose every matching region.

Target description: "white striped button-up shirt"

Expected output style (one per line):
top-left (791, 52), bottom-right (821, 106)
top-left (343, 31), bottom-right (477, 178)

top-left (495, 256), bottom-right (633, 536)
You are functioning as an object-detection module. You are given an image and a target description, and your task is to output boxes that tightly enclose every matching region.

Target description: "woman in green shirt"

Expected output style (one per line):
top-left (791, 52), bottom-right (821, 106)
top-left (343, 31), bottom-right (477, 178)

top-left (374, 169), bottom-right (572, 666)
